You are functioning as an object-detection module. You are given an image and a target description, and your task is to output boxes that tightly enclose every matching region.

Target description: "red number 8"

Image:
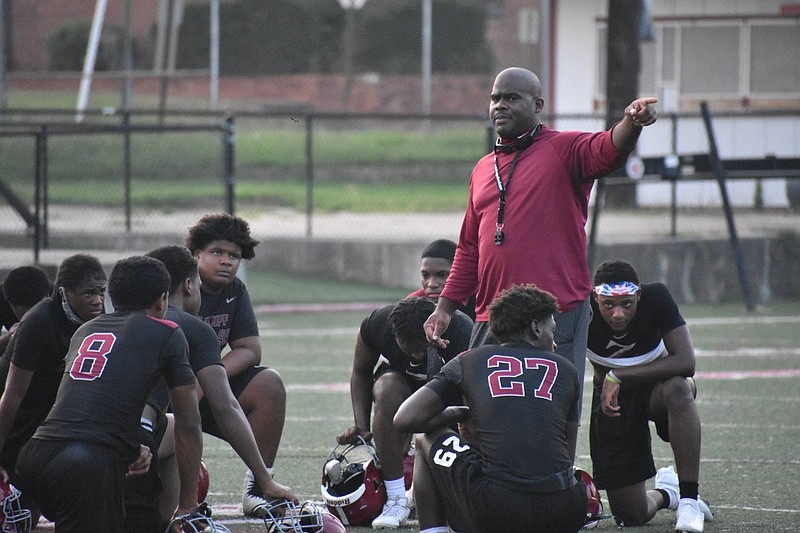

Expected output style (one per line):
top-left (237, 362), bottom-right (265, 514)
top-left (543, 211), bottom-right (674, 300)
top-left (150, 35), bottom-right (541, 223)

top-left (69, 332), bottom-right (117, 381)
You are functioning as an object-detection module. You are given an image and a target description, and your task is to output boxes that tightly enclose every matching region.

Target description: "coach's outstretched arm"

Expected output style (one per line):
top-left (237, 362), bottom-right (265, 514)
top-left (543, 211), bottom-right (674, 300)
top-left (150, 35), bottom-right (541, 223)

top-left (611, 97), bottom-right (658, 153)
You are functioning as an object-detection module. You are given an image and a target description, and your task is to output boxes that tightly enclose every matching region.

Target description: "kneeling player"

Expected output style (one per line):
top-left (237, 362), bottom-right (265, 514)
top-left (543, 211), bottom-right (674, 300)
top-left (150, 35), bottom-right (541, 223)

top-left (395, 284), bottom-right (587, 533)
top-left (587, 259), bottom-right (713, 532)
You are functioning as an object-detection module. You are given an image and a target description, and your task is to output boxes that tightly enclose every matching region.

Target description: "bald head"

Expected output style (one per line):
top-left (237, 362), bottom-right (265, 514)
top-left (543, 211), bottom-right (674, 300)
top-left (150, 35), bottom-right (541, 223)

top-left (490, 68), bottom-right (544, 139)
top-left (495, 68), bottom-right (542, 98)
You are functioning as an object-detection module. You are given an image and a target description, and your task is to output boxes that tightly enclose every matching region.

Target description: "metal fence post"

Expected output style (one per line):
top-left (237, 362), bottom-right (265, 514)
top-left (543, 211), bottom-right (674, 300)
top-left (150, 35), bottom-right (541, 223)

top-left (224, 115), bottom-right (236, 215)
top-left (123, 109), bottom-right (132, 232)
top-left (700, 101), bottom-right (755, 312)
top-left (305, 112), bottom-right (314, 238)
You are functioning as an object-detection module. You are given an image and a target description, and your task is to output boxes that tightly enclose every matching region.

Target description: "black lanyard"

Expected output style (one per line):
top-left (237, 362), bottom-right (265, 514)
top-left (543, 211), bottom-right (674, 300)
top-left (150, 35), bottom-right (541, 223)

top-left (492, 124), bottom-right (540, 246)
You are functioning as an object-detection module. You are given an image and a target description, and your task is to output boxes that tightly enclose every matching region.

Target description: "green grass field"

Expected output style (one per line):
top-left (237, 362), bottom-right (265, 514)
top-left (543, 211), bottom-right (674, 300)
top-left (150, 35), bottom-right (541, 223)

top-left (180, 299), bottom-right (800, 533)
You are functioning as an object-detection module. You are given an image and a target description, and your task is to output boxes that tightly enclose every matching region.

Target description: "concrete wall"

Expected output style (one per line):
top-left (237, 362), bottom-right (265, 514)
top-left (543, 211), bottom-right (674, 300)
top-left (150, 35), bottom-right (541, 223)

top-left (251, 233), bottom-right (800, 305)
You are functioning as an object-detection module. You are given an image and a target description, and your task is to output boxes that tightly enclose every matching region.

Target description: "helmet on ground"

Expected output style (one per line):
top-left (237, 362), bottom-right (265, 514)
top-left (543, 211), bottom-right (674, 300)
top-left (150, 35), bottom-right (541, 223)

top-left (198, 461), bottom-right (210, 503)
top-left (574, 467), bottom-right (602, 529)
top-left (261, 500), bottom-right (347, 533)
top-left (320, 438), bottom-right (386, 526)
top-left (0, 480), bottom-right (31, 533)
top-left (164, 502), bottom-right (231, 533)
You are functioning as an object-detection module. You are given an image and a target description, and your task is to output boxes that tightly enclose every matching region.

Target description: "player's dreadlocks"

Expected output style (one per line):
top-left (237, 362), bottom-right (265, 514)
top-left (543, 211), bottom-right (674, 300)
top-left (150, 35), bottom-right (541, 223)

top-left (593, 259), bottom-right (640, 286)
top-left (387, 297), bottom-right (435, 346)
top-left (147, 245), bottom-right (198, 295)
top-left (185, 213), bottom-right (259, 260)
top-left (108, 256), bottom-right (171, 311)
top-left (488, 284), bottom-right (558, 343)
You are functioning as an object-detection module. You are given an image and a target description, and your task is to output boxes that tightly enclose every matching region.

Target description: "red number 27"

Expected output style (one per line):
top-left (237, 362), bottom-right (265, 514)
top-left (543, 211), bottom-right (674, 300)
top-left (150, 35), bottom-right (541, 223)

top-left (487, 354), bottom-right (558, 400)
top-left (69, 332), bottom-right (117, 381)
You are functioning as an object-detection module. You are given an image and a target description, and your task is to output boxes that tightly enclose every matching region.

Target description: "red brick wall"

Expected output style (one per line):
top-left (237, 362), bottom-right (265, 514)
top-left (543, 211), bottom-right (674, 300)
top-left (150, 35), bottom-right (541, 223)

top-left (9, 73), bottom-right (494, 115)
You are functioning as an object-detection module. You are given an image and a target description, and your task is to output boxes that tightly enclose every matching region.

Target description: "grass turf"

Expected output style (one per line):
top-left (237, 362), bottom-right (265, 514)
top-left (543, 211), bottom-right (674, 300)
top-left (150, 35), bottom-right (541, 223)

top-left (184, 299), bottom-right (800, 533)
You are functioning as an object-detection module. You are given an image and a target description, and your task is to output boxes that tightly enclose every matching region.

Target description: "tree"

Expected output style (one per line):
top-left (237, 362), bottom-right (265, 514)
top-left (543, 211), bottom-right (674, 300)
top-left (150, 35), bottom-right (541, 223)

top-left (603, 0), bottom-right (642, 207)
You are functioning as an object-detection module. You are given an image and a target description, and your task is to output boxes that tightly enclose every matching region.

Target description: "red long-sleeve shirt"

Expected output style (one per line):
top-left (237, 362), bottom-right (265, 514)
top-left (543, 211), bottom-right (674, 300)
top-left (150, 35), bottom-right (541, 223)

top-left (441, 125), bottom-right (629, 321)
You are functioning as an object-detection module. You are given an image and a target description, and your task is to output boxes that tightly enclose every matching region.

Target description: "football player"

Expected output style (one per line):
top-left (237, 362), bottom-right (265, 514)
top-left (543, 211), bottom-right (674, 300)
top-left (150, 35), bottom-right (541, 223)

top-left (0, 255), bottom-right (106, 523)
top-left (395, 284), bottom-right (587, 533)
top-left (185, 213), bottom-right (289, 517)
top-left (138, 246), bottom-right (296, 527)
top-left (12, 256), bottom-right (203, 533)
top-left (337, 296), bottom-right (473, 529)
top-left (405, 239), bottom-right (476, 321)
top-left (587, 259), bottom-right (713, 532)
top-left (0, 265), bottom-right (52, 354)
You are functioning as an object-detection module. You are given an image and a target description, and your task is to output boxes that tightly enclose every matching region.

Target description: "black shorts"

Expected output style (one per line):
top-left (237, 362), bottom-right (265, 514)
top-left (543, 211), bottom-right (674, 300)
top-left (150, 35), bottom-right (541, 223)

top-left (15, 438), bottom-right (128, 533)
top-left (198, 365), bottom-right (265, 438)
top-left (428, 431), bottom-right (587, 533)
top-left (589, 379), bottom-right (669, 490)
top-left (374, 362), bottom-right (425, 392)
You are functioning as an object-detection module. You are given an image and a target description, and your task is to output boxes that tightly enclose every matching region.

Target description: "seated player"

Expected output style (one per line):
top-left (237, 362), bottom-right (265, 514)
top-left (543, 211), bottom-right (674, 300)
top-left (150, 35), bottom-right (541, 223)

top-left (185, 213), bottom-right (289, 517)
top-left (12, 256), bottom-right (203, 533)
top-left (336, 296), bottom-right (472, 529)
top-left (144, 246), bottom-right (297, 525)
top-left (587, 259), bottom-right (713, 532)
top-left (406, 239), bottom-right (476, 321)
top-left (0, 266), bottom-right (52, 354)
top-left (394, 284), bottom-right (587, 533)
top-left (0, 255), bottom-right (106, 521)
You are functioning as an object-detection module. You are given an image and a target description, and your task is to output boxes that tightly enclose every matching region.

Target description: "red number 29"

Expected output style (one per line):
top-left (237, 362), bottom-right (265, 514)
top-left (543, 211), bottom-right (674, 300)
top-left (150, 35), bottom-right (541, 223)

top-left (69, 332), bottom-right (117, 381)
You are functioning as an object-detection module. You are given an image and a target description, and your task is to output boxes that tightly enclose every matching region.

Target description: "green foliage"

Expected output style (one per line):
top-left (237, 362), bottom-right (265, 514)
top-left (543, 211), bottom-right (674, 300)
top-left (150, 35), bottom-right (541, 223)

top-left (47, 22), bottom-right (126, 71)
top-left (356, 0), bottom-right (491, 74)
top-left (175, 0), bottom-right (489, 75)
top-left (177, 0), bottom-right (343, 74)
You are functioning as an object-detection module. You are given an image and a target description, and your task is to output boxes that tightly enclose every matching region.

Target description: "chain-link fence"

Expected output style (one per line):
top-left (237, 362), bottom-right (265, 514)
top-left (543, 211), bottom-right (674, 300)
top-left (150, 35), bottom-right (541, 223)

top-left (1, 107), bottom-right (798, 262)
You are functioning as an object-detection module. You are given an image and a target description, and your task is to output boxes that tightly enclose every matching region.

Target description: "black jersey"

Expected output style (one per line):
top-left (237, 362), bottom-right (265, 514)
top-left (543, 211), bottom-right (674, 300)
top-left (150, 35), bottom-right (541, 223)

top-left (426, 342), bottom-right (580, 492)
top-left (0, 298), bottom-right (79, 466)
top-left (587, 283), bottom-right (685, 369)
top-left (32, 310), bottom-right (195, 463)
top-left (147, 306), bottom-right (224, 413)
top-left (198, 277), bottom-right (259, 349)
top-left (360, 304), bottom-right (472, 384)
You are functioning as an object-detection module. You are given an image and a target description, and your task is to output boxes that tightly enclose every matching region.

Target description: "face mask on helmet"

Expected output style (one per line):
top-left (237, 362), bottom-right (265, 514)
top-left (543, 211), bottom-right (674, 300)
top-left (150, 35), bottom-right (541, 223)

top-left (165, 502), bottom-right (231, 533)
top-left (261, 500), bottom-right (346, 533)
top-left (0, 481), bottom-right (32, 533)
top-left (320, 439), bottom-right (386, 526)
top-left (574, 467), bottom-right (603, 529)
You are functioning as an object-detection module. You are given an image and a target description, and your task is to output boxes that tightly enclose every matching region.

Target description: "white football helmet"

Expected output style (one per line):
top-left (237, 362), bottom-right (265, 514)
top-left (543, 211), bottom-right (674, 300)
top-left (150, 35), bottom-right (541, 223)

top-left (0, 480), bottom-right (31, 533)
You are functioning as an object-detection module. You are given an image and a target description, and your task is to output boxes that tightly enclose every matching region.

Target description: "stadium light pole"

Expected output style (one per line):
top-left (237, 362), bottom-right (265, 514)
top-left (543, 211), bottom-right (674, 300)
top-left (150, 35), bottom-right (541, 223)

top-left (0, 0), bottom-right (6, 111)
top-left (210, 0), bottom-right (219, 110)
top-left (421, 0), bottom-right (431, 116)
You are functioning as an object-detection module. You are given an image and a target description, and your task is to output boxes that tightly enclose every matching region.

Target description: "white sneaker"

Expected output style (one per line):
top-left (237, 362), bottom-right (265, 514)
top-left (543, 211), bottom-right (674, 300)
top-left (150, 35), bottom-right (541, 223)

top-left (697, 496), bottom-right (714, 522)
top-left (405, 486), bottom-right (415, 512)
top-left (675, 498), bottom-right (704, 532)
top-left (371, 496), bottom-right (410, 529)
top-left (242, 470), bottom-right (269, 517)
top-left (655, 465), bottom-right (680, 511)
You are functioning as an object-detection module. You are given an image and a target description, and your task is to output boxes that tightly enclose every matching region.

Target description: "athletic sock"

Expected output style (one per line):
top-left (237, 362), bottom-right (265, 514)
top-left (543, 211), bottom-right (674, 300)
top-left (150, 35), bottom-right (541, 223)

top-left (420, 528), bottom-right (449, 533)
top-left (384, 477), bottom-right (406, 500)
top-left (655, 488), bottom-right (672, 509)
top-left (679, 481), bottom-right (699, 500)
